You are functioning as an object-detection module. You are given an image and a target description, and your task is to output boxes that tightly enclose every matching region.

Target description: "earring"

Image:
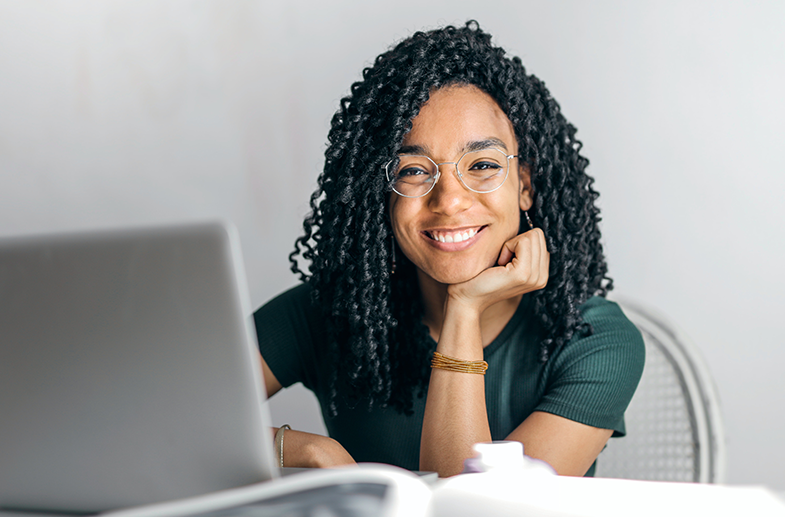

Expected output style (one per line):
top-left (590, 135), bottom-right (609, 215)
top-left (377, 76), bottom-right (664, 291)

top-left (390, 235), bottom-right (397, 274)
top-left (524, 211), bottom-right (534, 230)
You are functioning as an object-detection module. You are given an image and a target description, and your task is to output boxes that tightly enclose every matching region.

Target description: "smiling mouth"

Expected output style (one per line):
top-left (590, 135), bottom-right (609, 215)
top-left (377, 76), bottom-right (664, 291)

top-left (424, 226), bottom-right (485, 243)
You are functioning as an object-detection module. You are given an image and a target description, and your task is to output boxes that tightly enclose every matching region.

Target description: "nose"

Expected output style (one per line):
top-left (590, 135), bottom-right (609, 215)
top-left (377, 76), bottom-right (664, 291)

top-left (427, 163), bottom-right (473, 216)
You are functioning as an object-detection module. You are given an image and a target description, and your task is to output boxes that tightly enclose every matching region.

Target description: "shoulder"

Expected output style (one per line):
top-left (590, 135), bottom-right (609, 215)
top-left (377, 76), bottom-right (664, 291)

top-left (253, 282), bottom-right (322, 349)
top-left (579, 296), bottom-right (643, 342)
top-left (254, 282), bottom-right (313, 319)
top-left (253, 283), bottom-right (325, 388)
top-left (539, 296), bottom-right (646, 435)
top-left (553, 296), bottom-right (646, 377)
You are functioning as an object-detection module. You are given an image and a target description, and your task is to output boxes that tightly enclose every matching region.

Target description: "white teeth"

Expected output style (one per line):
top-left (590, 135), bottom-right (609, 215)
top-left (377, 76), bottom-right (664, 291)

top-left (430, 228), bottom-right (479, 243)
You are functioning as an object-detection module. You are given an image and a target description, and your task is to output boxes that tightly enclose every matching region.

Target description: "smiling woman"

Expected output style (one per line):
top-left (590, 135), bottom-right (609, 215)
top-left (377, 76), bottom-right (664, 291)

top-left (253, 21), bottom-right (645, 478)
top-left (388, 86), bottom-right (529, 286)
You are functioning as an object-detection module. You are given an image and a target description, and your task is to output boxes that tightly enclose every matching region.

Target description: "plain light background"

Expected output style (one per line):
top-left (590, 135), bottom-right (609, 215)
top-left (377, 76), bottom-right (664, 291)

top-left (1, 0), bottom-right (783, 489)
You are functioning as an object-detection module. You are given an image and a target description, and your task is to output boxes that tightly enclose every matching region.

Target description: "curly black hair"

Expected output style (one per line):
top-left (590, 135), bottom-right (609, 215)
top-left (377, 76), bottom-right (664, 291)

top-left (290, 21), bottom-right (612, 415)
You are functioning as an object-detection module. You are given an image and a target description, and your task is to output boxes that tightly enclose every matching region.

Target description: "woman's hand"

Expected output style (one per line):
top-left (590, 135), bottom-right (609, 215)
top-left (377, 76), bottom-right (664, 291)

top-left (274, 428), bottom-right (356, 468)
top-left (447, 228), bottom-right (550, 314)
top-left (420, 229), bottom-right (549, 476)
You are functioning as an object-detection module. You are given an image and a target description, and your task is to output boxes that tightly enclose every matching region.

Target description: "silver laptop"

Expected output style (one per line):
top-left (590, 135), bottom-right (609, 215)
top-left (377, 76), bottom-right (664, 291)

top-left (0, 222), bottom-right (277, 513)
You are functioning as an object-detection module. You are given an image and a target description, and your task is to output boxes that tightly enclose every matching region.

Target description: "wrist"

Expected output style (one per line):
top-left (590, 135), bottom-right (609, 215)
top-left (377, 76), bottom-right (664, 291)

top-left (444, 290), bottom-right (483, 319)
top-left (274, 424), bottom-right (291, 468)
top-left (437, 297), bottom-right (483, 359)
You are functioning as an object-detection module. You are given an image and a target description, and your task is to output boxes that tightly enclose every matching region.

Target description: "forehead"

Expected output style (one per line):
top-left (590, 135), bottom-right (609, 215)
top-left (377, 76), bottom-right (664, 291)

top-left (402, 85), bottom-right (517, 156)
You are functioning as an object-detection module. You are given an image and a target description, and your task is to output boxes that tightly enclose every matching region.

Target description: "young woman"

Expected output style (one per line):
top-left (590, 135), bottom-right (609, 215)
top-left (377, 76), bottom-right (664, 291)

top-left (254, 21), bottom-right (645, 478)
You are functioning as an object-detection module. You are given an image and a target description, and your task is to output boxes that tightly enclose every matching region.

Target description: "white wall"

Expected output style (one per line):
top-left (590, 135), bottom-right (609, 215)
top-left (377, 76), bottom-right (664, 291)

top-left (1, 0), bottom-right (783, 489)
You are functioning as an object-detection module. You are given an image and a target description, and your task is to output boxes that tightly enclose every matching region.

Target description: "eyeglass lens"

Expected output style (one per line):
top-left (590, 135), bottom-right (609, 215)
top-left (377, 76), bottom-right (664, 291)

top-left (386, 148), bottom-right (510, 197)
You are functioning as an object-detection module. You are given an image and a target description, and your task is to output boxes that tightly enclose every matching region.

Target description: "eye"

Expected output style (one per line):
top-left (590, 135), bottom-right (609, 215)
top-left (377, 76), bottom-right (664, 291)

top-left (397, 165), bottom-right (430, 178)
top-left (469, 161), bottom-right (503, 171)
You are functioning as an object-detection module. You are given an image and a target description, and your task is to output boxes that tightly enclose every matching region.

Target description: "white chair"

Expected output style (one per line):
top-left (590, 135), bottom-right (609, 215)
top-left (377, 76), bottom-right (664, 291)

top-left (594, 299), bottom-right (727, 483)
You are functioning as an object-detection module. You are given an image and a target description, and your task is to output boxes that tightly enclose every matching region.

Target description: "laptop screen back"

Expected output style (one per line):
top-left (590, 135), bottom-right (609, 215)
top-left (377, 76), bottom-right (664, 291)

top-left (0, 222), bottom-right (277, 513)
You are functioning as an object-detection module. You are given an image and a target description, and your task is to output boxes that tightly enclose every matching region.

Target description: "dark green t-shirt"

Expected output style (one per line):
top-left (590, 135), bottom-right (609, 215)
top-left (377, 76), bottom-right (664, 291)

top-left (254, 284), bottom-right (645, 476)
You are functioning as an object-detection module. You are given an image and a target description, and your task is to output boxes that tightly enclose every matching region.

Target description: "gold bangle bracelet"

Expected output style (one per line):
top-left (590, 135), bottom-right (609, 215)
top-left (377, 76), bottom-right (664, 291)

top-left (274, 424), bottom-right (291, 468)
top-left (431, 351), bottom-right (488, 375)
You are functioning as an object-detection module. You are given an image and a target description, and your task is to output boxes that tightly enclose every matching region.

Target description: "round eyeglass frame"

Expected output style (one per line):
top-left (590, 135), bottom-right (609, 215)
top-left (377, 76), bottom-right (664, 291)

top-left (384, 149), bottom-right (519, 198)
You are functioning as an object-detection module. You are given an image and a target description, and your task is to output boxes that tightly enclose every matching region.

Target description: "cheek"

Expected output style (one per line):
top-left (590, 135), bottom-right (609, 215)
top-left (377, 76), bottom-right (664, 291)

top-left (388, 200), bottom-right (410, 245)
top-left (388, 201), bottom-right (425, 261)
top-left (388, 198), bottom-right (401, 236)
top-left (490, 191), bottom-right (523, 235)
top-left (389, 196), bottom-right (416, 231)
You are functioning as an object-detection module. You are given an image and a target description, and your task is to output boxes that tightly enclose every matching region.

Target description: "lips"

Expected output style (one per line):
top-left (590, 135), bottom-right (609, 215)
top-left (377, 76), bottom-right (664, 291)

top-left (423, 225), bottom-right (486, 247)
top-left (425, 227), bottom-right (477, 243)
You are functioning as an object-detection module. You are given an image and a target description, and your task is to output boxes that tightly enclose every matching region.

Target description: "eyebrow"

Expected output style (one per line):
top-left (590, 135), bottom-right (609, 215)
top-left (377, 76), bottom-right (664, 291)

top-left (397, 138), bottom-right (509, 156)
top-left (463, 138), bottom-right (509, 153)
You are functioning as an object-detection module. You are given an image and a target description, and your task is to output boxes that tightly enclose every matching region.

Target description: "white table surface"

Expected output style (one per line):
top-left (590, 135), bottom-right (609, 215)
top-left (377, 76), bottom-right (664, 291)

top-left (2, 482), bottom-right (785, 517)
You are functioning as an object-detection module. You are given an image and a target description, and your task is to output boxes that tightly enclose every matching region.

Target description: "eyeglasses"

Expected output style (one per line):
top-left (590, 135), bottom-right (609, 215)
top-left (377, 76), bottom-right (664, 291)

top-left (385, 148), bottom-right (517, 198)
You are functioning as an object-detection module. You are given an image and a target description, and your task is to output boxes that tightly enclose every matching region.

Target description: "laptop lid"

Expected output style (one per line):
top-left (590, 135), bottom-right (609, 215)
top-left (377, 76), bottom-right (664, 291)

top-left (0, 221), bottom-right (277, 513)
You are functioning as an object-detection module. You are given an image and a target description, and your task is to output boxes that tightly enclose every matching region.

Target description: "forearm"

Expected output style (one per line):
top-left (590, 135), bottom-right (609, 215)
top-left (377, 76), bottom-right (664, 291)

top-left (420, 301), bottom-right (491, 477)
top-left (271, 427), bottom-right (356, 468)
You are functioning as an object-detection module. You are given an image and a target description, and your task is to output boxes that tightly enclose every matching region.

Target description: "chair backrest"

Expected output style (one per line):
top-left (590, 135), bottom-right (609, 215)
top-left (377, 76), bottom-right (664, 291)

top-left (594, 299), bottom-right (727, 483)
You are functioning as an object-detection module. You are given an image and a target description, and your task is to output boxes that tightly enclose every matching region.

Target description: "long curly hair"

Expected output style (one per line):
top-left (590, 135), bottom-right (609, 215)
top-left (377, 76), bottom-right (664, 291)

top-left (290, 21), bottom-right (611, 415)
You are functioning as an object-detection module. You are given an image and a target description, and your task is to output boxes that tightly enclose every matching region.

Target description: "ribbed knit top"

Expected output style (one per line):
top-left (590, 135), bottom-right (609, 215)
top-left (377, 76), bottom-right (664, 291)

top-left (254, 283), bottom-right (645, 476)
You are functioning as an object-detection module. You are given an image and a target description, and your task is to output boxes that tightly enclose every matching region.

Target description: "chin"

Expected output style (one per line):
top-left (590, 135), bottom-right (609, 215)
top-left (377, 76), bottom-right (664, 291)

top-left (423, 263), bottom-right (488, 286)
top-left (432, 273), bottom-right (475, 285)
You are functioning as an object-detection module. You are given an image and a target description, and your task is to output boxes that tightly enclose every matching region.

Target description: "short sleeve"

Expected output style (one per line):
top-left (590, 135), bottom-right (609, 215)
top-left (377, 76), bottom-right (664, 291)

top-left (535, 297), bottom-right (645, 436)
top-left (252, 283), bottom-right (323, 391)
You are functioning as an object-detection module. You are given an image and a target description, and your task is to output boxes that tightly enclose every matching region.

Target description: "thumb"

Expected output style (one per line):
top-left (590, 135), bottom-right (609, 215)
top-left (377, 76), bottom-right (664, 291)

top-left (497, 240), bottom-right (515, 266)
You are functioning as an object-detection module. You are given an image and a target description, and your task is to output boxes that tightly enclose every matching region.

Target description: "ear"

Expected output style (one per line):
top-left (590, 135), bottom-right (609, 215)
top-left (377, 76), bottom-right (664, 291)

top-left (518, 163), bottom-right (533, 211)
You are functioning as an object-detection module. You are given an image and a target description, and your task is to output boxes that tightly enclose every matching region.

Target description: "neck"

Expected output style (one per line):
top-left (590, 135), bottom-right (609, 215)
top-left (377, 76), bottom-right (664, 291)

top-left (417, 269), bottom-right (522, 347)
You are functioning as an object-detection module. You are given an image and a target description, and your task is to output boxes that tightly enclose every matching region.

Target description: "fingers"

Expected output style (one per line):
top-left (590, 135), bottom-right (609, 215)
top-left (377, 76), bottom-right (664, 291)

top-left (499, 228), bottom-right (549, 291)
top-left (449, 228), bottom-right (550, 312)
top-left (498, 240), bottom-right (515, 266)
